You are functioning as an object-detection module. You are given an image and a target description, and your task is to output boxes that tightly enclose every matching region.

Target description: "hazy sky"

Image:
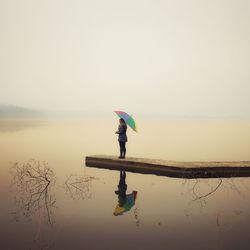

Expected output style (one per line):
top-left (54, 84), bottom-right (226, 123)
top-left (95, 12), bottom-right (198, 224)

top-left (1, 0), bottom-right (250, 116)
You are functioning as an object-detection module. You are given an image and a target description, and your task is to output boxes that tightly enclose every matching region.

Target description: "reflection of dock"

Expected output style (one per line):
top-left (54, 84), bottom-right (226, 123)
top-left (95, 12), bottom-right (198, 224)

top-left (85, 155), bottom-right (250, 178)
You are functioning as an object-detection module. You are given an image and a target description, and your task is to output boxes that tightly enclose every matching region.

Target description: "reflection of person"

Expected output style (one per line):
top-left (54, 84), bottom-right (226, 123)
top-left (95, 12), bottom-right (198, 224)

top-left (115, 118), bottom-right (127, 159)
top-left (113, 171), bottom-right (138, 216)
top-left (115, 171), bottom-right (127, 206)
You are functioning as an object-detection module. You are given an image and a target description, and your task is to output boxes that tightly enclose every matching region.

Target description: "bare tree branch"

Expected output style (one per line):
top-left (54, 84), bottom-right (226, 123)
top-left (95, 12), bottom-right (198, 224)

top-left (192, 178), bottom-right (223, 201)
top-left (10, 160), bottom-right (56, 226)
top-left (63, 174), bottom-right (98, 200)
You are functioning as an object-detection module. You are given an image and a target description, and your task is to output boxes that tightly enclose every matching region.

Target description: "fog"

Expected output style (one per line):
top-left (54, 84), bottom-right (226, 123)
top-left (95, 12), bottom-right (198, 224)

top-left (1, 0), bottom-right (250, 117)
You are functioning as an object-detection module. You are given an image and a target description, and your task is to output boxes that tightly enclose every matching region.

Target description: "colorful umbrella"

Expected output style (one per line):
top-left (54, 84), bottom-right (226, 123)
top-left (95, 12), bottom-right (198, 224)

top-left (113, 191), bottom-right (138, 216)
top-left (114, 110), bottom-right (137, 132)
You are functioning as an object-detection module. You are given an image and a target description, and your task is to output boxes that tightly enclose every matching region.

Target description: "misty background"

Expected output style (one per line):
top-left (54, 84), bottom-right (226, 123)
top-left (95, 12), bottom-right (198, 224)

top-left (1, 0), bottom-right (250, 118)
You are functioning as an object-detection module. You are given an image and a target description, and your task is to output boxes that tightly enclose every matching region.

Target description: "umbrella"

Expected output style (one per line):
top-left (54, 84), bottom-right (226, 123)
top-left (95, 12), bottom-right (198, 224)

top-left (113, 191), bottom-right (138, 216)
top-left (114, 110), bottom-right (137, 132)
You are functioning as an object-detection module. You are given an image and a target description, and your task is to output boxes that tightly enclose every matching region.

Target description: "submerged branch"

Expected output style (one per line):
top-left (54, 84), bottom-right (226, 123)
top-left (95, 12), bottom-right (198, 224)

top-left (192, 178), bottom-right (223, 201)
top-left (63, 174), bottom-right (97, 200)
top-left (10, 159), bottom-right (56, 226)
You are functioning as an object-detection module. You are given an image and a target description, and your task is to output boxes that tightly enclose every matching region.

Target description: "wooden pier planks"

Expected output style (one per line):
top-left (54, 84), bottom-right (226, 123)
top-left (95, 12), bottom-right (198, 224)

top-left (85, 155), bottom-right (250, 178)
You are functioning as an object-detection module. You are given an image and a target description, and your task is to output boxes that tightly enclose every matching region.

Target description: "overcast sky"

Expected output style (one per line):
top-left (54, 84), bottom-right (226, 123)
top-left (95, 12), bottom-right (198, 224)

top-left (1, 0), bottom-right (250, 117)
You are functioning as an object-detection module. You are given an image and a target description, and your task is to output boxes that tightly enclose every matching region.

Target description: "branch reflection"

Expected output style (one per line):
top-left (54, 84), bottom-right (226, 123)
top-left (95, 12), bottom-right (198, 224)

top-left (63, 174), bottom-right (97, 200)
top-left (10, 159), bottom-right (56, 226)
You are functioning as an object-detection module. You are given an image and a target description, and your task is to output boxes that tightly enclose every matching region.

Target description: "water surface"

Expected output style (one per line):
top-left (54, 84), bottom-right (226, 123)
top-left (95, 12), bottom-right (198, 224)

top-left (1, 118), bottom-right (250, 250)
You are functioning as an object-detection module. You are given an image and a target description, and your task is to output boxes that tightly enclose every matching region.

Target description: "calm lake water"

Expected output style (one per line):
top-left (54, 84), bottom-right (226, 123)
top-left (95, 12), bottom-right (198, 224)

top-left (1, 118), bottom-right (250, 250)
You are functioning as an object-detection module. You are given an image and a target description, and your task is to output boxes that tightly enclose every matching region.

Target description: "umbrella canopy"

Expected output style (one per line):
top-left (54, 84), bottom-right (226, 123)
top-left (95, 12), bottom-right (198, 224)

top-left (113, 191), bottom-right (138, 216)
top-left (114, 110), bottom-right (137, 132)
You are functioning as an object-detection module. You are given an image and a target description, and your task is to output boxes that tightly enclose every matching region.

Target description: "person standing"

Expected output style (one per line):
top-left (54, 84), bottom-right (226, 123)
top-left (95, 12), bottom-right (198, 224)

top-left (115, 118), bottom-right (127, 159)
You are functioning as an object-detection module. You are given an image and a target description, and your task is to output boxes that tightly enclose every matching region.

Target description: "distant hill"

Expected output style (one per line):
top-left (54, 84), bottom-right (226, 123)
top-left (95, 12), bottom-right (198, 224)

top-left (0, 105), bottom-right (44, 118)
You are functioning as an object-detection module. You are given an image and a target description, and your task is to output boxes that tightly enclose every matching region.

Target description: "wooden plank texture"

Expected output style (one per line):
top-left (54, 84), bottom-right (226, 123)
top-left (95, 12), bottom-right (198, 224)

top-left (85, 155), bottom-right (250, 178)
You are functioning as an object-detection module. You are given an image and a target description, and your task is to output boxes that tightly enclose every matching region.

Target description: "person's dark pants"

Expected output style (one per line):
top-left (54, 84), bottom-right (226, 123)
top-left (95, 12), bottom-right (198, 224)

top-left (119, 141), bottom-right (126, 158)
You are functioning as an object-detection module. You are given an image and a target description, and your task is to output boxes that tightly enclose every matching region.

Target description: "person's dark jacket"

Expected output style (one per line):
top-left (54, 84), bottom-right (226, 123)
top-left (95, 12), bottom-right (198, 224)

top-left (117, 125), bottom-right (127, 142)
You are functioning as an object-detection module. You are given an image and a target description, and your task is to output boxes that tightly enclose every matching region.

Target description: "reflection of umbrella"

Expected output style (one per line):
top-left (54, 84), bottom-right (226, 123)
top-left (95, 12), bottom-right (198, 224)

top-left (114, 191), bottom-right (138, 216)
top-left (114, 110), bottom-right (137, 132)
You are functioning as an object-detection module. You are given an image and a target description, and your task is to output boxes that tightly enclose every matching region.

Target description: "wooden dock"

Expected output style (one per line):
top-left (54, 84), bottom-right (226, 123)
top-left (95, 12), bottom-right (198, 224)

top-left (85, 155), bottom-right (250, 178)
